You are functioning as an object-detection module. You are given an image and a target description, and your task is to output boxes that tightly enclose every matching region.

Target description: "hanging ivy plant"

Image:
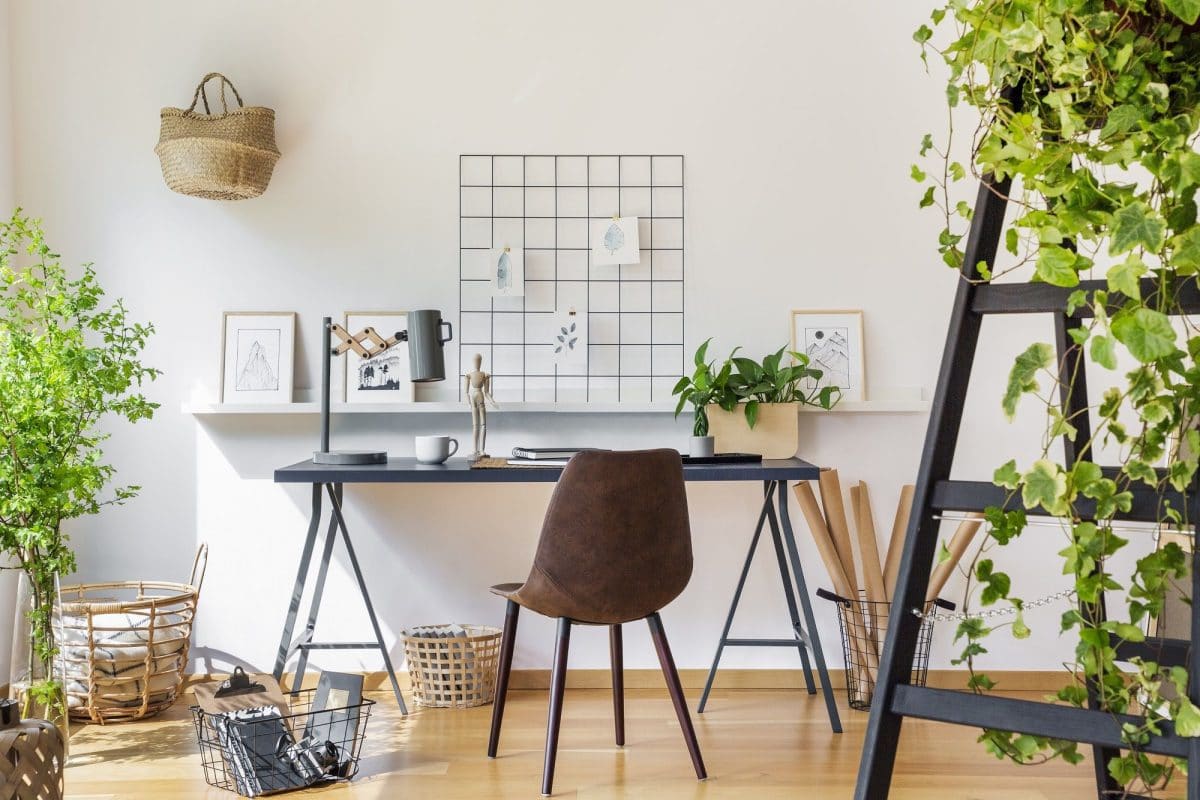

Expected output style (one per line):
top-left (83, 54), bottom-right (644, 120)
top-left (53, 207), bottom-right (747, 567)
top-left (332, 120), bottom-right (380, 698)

top-left (915, 0), bottom-right (1200, 792)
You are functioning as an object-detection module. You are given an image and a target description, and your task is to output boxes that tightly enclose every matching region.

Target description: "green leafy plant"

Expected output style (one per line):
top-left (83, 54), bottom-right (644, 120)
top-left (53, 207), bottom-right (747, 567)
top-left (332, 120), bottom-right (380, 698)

top-left (726, 345), bottom-right (840, 427)
top-left (915, 1), bottom-right (1200, 792)
top-left (672, 338), bottom-right (733, 436)
top-left (0, 211), bottom-right (159, 719)
top-left (673, 341), bottom-right (840, 434)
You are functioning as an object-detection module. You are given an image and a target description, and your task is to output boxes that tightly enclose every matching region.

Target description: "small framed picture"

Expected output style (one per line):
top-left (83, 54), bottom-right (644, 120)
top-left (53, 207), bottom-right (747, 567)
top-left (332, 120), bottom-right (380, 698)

top-left (489, 246), bottom-right (525, 297)
top-left (221, 312), bottom-right (295, 404)
top-left (591, 216), bottom-right (640, 266)
top-left (343, 311), bottom-right (416, 403)
top-left (790, 309), bottom-right (866, 402)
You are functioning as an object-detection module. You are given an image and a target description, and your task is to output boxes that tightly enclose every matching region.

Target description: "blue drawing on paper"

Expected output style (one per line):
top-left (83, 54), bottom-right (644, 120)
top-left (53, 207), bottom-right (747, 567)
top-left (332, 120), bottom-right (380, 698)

top-left (497, 250), bottom-right (511, 290)
top-left (603, 222), bottom-right (625, 255)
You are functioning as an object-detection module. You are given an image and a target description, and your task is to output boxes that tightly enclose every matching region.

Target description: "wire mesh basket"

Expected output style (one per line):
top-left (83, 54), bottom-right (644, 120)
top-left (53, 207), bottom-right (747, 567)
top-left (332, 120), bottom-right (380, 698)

top-left (817, 589), bottom-right (954, 710)
top-left (191, 689), bottom-right (374, 797)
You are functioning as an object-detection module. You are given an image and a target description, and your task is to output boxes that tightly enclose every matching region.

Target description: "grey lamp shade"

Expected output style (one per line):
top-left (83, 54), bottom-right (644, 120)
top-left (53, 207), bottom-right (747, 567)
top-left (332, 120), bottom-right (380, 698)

top-left (405, 309), bottom-right (453, 382)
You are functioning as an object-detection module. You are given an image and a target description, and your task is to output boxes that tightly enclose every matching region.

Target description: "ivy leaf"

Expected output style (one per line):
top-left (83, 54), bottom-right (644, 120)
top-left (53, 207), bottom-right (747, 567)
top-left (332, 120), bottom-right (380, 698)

top-left (1065, 289), bottom-right (1088, 316)
top-left (1035, 246), bottom-right (1081, 287)
top-left (913, 24), bottom-right (933, 44)
top-left (994, 459), bottom-right (1020, 490)
top-left (1006, 20), bottom-right (1044, 52)
top-left (1110, 202), bottom-right (1165, 255)
top-left (1090, 335), bottom-right (1117, 369)
top-left (911, 164), bottom-right (927, 182)
top-left (1111, 307), bottom-right (1177, 363)
top-left (1005, 228), bottom-right (1020, 256)
top-left (1163, 0), bottom-right (1200, 24)
top-left (1174, 698), bottom-right (1200, 737)
top-left (1100, 104), bottom-right (1142, 141)
top-left (1171, 227), bottom-right (1200, 273)
top-left (1022, 459), bottom-right (1068, 515)
top-left (1106, 255), bottom-right (1145, 300)
top-left (1003, 343), bottom-right (1053, 419)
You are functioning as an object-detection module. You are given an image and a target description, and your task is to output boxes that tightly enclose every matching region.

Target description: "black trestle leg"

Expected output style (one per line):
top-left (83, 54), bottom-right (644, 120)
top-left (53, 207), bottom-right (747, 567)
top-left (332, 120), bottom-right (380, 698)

top-left (610, 624), bottom-right (625, 746)
top-left (488, 600), bottom-right (520, 758)
top-left (542, 617), bottom-right (572, 797)
top-left (647, 612), bottom-right (707, 781)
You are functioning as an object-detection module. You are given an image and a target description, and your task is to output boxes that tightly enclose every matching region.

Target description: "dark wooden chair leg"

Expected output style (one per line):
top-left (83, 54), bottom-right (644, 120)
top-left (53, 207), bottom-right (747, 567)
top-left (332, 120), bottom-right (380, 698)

top-left (647, 612), bottom-right (707, 780)
top-left (487, 599), bottom-right (520, 758)
top-left (610, 624), bottom-right (625, 746)
top-left (542, 617), bottom-right (572, 797)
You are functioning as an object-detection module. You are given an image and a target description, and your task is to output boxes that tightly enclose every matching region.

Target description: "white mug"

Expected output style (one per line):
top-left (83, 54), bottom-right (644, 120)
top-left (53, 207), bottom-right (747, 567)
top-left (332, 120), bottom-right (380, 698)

top-left (415, 435), bottom-right (459, 464)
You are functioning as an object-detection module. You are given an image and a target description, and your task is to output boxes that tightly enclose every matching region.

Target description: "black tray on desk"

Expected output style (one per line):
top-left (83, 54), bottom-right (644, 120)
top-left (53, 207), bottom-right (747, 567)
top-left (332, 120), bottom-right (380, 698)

top-left (682, 453), bottom-right (763, 465)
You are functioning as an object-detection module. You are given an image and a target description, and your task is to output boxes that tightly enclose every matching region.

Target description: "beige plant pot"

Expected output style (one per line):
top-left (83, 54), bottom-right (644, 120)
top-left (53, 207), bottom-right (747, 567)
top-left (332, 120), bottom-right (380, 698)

top-left (706, 403), bottom-right (799, 459)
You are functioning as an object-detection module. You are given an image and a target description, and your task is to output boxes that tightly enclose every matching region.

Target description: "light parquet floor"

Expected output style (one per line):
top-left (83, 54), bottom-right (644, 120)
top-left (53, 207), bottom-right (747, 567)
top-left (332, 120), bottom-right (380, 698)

top-left (65, 688), bottom-right (1163, 799)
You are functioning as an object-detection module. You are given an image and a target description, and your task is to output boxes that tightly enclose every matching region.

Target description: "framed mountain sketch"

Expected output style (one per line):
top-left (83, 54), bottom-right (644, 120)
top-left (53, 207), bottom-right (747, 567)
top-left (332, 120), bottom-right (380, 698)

top-left (220, 312), bottom-right (296, 404)
top-left (343, 311), bottom-right (416, 403)
top-left (790, 309), bottom-right (865, 402)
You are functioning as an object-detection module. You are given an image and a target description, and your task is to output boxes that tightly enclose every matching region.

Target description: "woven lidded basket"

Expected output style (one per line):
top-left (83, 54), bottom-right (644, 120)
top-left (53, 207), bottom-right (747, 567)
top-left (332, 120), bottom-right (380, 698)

top-left (402, 625), bottom-right (502, 708)
top-left (56, 545), bottom-right (207, 723)
top-left (155, 73), bottom-right (280, 200)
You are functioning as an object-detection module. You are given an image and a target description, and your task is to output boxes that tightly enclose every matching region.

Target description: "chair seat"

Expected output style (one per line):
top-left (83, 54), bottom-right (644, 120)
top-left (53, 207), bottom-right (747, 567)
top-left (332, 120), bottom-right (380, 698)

top-left (489, 582), bottom-right (523, 599)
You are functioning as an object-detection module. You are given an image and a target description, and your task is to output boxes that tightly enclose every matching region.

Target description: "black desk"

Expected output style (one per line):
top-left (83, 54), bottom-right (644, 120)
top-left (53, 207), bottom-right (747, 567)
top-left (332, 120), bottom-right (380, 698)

top-left (271, 457), bottom-right (842, 733)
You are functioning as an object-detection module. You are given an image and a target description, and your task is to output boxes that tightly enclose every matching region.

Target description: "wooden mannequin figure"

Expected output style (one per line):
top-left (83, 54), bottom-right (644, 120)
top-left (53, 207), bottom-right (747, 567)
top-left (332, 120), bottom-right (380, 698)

top-left (463, 352), bottom-right (498, 460)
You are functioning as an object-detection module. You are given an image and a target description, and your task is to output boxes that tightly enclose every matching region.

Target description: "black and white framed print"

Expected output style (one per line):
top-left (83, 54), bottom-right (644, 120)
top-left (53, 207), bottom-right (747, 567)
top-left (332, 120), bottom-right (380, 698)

top-left (220, 312), bottom-right (296, 404)
top-left (790, 309), bottom-right (866, 402)
top-left (343, 311), bottom-right (415, 403)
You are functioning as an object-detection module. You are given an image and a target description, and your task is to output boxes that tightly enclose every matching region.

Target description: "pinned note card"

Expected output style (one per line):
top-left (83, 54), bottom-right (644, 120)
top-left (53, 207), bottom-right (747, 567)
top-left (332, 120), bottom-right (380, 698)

top-left (591, 217), bottom-right (640, 266)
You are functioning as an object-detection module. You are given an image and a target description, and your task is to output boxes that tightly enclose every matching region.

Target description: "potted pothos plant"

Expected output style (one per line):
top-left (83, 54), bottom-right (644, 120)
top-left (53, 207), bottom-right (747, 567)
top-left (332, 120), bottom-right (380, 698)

top-left (914, 0), bottom-right (1200, 792)
top-left (673, 341), bottom-right (839, 458)
top-left (0, 212), bottom-right (158, 730)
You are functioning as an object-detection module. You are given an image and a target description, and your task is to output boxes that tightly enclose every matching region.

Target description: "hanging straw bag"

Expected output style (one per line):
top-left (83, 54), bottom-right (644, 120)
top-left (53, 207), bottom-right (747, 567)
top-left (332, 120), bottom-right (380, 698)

top-left (155, 73), bottom-right (280, 200)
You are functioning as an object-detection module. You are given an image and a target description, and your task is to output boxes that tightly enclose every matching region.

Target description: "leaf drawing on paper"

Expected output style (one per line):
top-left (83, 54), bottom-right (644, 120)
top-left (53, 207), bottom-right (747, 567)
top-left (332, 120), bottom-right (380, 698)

top-left (603, 222), bottom-right (625, 255)
top-left (497, 250), bottom-right (511, 290)
top-left (554, 321), bottom-right (579, 354)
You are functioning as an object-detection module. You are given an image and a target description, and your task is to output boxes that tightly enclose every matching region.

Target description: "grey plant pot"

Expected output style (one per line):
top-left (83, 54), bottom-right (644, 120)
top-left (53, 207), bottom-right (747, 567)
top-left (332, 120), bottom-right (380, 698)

top-left (689, 435), bottom-right (715, 458)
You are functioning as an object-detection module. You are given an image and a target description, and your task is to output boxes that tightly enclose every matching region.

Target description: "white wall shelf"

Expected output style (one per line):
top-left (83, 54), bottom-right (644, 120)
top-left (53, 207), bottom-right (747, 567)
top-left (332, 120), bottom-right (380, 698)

top-left (181, 398), bottom-right (931, 416)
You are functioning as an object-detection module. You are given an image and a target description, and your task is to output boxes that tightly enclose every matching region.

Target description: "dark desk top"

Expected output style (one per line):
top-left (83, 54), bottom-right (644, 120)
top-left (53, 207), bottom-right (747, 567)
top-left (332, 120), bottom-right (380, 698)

top-left (274, 456), bottom-right (820, 484)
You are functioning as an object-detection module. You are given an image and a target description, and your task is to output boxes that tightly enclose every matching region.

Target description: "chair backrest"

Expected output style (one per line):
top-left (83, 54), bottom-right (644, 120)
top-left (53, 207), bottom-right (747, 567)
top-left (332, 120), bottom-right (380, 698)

top-left (518, 449), bottom-right (693, 624)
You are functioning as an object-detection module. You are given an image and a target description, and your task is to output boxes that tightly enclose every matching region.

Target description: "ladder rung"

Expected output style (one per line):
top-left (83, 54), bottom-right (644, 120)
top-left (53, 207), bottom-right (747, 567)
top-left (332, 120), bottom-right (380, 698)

top-left (931, 480), bottom-right (1184, 525)
top-left (973, 279), bottom-right (1200, 316)
top-left (890, 685), bottom-right (1188, 758)
top-left (1115, 635), bottom-right (1189, 667)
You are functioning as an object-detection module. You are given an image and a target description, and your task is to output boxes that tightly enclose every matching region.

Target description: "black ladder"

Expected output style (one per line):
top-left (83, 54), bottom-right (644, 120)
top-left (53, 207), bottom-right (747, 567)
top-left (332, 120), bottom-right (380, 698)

top-left (854, 170), bottom-right (1200, 799)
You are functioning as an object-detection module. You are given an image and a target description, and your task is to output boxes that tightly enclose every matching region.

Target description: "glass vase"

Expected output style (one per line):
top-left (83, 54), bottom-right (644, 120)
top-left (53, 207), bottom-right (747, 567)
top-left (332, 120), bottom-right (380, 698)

top-left (8, 569), bottom-right (69, 746)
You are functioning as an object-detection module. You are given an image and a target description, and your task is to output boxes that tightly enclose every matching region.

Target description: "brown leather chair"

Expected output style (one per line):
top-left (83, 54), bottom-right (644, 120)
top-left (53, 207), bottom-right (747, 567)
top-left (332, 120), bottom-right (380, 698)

top-left (486, 448), bottom-right (706, 796)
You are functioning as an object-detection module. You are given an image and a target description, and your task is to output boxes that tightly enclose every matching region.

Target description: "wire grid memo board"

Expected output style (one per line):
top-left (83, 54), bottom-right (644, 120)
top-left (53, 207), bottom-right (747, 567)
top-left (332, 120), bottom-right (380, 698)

top-left (459, 154), bottom-right (685, 404)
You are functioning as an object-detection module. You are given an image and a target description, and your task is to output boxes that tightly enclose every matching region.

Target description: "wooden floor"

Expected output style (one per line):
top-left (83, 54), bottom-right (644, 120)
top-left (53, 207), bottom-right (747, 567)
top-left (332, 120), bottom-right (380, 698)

top-left (66, 687), bottom-right (1147, 799)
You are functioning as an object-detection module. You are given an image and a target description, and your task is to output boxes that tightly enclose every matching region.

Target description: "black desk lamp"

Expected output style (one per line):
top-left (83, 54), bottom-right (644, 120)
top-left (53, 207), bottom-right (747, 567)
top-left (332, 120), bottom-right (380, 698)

top-left (314, 309), bottom-right (453, 465)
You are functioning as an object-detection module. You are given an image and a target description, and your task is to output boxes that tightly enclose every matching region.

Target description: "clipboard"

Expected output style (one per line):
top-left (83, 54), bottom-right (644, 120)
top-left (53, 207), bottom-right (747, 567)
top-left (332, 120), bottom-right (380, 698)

top-left (193, 667), bottom-right (291, 720)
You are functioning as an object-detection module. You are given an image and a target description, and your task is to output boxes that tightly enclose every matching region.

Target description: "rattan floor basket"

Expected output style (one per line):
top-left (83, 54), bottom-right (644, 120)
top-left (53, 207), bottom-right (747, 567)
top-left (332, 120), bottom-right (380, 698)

top-left (155, 72), bottom-right (280, 200)
top-left (402, 625), bottom-right (502, 709)
top-left (56, 545), bottom-right (207, 724)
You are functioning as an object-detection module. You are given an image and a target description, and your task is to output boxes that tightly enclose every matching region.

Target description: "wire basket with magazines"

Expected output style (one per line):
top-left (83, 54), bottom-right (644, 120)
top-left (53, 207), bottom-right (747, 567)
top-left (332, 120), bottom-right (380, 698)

top-left (191, 689), bottom-right (374, 797)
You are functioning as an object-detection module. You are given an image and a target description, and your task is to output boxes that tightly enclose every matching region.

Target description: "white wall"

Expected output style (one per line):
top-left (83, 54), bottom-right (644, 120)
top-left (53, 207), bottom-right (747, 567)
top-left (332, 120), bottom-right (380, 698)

top-left (0, 0), bottom-right (14, 687)
top-left (3, 0), bottom-right (1151, 678)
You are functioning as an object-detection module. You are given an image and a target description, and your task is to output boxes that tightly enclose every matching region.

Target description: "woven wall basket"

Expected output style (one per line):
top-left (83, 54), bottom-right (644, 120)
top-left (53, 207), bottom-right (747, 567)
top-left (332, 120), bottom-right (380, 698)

top-left (55, 545), bottom-right (207, 724)
top-left (155, 73), bottom-right (280, 200)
